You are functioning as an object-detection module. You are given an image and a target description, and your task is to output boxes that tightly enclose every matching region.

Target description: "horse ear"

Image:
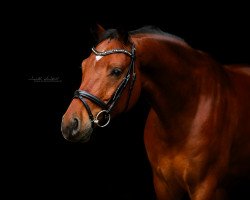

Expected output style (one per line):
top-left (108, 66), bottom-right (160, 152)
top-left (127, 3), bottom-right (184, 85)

top-left (90, 24), bottom-right (106, 42)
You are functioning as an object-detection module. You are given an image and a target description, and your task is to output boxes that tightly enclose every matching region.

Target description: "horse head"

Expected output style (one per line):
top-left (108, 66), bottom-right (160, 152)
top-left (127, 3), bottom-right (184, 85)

top-left (61, 25), bottom-right (141, 142)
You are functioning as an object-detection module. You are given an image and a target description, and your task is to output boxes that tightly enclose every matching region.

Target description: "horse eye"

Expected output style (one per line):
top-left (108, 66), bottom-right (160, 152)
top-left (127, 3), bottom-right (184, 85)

top-left (110, 68), bottom-right (122, 77)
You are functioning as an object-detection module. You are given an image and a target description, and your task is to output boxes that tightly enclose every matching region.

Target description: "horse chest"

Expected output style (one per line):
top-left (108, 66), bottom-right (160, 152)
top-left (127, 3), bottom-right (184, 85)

top-left (156, 153), bottom-right (190, 180)
top-left (144, 110), bottom-right (201, 184)
top-left (145, 131), bottom-right (210, 189)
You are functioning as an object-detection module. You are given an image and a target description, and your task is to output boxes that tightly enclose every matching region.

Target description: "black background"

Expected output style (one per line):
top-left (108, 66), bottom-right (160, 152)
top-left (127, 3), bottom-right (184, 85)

top-left (10, 2), bottom-right (250, 199)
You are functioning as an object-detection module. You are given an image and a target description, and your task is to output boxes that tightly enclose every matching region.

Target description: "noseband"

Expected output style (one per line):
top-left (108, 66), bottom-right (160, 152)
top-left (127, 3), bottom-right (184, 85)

top-left (73, 44), bottom-right (136, 128)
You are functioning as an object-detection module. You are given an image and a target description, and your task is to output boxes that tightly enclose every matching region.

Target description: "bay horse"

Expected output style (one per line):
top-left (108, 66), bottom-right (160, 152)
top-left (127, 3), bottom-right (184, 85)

top-left (61, 25), bottom-right (250, 200)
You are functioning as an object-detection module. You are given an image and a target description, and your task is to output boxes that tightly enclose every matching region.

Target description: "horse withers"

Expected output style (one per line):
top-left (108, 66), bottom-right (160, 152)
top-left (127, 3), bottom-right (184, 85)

top-left (61, 25), bottom-right (250, 200)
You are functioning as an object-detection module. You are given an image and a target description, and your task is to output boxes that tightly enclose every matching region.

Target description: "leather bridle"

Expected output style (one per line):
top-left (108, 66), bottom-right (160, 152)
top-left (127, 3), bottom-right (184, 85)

top-left (73, 44), bottom-right (136, 128)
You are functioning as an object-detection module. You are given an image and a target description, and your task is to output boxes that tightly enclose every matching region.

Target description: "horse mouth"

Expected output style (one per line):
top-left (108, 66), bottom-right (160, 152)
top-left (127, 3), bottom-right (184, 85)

top-left (61, 124), bottom-right (93, 143)
top-left (79, 130), bottom-right (93, 143)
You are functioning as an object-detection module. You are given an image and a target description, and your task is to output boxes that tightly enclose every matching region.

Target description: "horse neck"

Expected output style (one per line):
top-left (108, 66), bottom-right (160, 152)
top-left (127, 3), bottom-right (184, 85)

top-left (132, 35), bottom-right (231, 135)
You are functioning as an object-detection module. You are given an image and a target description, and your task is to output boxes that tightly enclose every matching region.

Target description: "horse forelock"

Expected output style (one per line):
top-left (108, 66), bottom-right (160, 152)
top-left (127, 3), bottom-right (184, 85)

top-left (97, 28), bottom-right (131, 46)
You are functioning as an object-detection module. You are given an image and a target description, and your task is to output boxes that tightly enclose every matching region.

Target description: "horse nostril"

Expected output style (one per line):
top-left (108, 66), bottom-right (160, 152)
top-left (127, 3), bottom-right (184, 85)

top-left (61, 116), bottom-right (81, 140)
top-left (71, 117), bottom-right (81, 136)
top-left (72, 118), bottom-right (79, 130)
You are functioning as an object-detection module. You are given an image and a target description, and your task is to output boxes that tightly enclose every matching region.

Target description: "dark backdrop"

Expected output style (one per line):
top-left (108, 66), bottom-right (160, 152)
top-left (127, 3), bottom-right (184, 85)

top-left (13, 2), bottom-right (250, 200)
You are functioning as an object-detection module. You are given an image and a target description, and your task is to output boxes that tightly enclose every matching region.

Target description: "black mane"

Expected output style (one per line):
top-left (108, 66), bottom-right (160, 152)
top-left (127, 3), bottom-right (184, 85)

top-left (97, 25), bottom-right (184, 45)
top-left (129, 25), bottom-right (165, 35)
top-left (129, 25), bottom-right (184, 41)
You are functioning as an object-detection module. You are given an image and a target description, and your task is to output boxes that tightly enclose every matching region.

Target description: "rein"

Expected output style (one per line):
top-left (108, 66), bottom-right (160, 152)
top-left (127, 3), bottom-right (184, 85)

top-left (73, 44), bottom-right (136, 128)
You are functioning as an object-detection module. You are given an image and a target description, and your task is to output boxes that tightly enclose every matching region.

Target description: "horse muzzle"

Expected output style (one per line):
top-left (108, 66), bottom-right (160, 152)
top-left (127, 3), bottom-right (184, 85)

top-left (61, 115), bottom-right (93, 142)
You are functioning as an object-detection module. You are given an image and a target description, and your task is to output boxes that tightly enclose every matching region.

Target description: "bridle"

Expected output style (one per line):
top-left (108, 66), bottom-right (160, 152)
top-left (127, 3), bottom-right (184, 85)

top-left (73, 44), bottom-right (136, 128)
